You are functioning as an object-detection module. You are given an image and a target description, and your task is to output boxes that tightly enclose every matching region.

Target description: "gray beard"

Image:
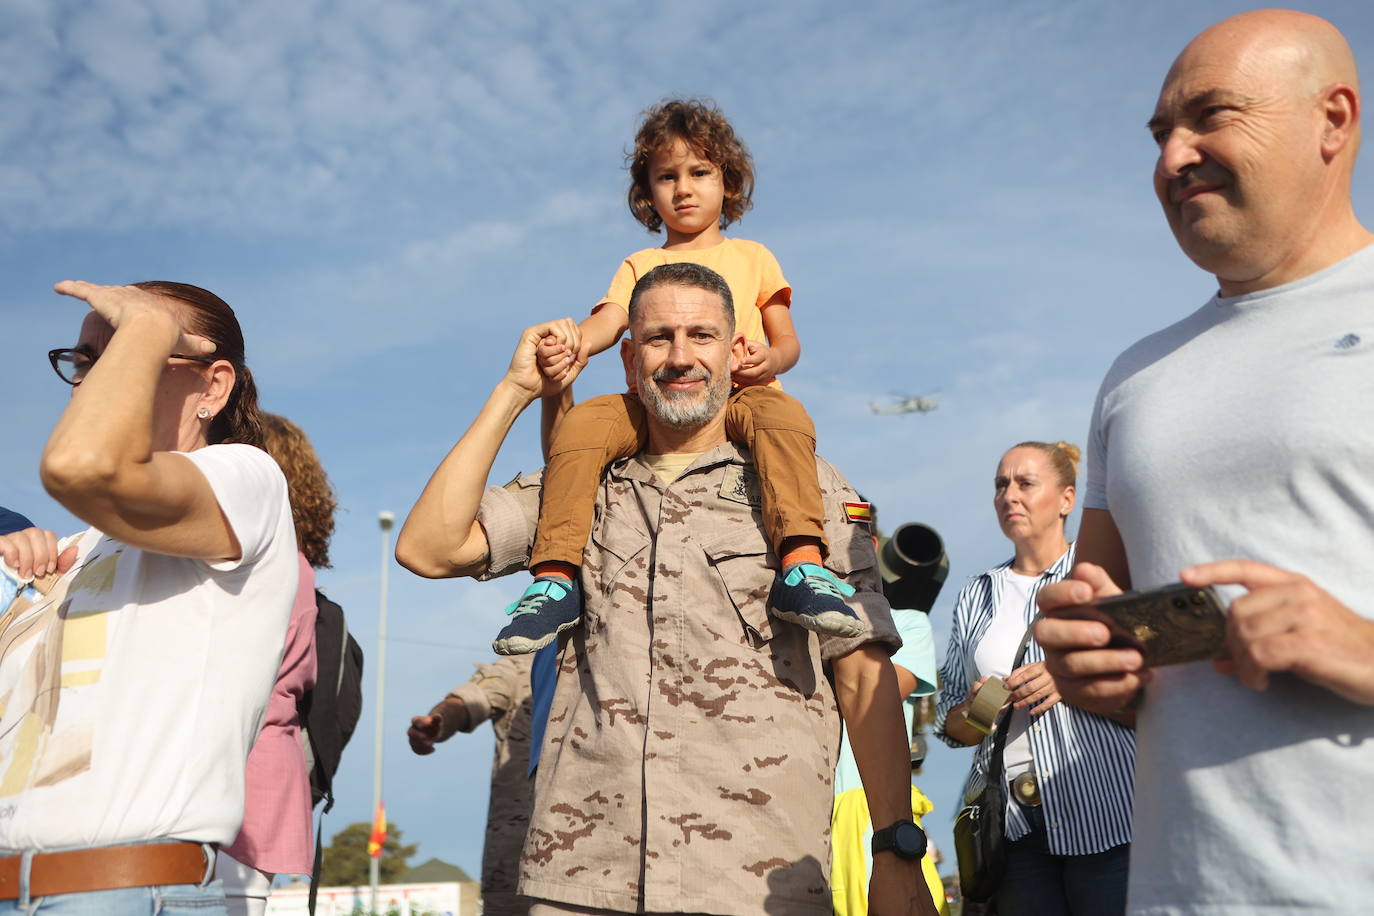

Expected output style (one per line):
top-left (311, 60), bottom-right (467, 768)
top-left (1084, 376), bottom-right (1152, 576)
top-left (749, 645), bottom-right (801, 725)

top-left (638, 366), bottom-right (730, 429)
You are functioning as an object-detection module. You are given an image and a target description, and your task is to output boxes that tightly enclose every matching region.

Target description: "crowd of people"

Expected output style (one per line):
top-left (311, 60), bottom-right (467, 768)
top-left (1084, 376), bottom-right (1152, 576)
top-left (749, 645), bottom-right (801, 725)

top-left (1, 8), bottom-right (1372, 916)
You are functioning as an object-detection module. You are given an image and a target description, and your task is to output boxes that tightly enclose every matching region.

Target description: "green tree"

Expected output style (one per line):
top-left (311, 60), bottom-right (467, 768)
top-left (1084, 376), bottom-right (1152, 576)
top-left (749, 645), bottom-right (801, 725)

top-left (319, 821), bottom-right (418, 887)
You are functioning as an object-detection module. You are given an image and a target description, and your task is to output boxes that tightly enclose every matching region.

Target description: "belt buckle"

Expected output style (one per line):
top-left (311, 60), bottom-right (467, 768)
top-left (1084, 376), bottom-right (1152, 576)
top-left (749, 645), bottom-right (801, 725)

top-left (1012, 771), bottom-right (1042, 807)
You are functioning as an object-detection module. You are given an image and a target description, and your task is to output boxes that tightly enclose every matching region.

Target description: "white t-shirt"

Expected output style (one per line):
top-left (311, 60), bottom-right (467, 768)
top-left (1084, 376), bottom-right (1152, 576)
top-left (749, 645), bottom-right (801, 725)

top-left (0, 444), bottom-right (297, 850)
top-left (972, 571), bottom-right (1037, 782)
top-left (1087, 244), bottom-right (1374, 913)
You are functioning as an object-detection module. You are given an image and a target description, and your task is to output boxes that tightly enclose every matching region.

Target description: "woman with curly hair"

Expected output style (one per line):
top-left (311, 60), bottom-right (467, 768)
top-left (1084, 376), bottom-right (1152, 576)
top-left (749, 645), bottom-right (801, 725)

top-left (217, 413), bottom-right (337, 916)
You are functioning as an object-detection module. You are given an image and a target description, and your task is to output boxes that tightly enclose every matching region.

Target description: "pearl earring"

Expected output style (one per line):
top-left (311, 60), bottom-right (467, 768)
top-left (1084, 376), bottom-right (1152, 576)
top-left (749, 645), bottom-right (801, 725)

top-left (197, 407), bottom-right (212, 420)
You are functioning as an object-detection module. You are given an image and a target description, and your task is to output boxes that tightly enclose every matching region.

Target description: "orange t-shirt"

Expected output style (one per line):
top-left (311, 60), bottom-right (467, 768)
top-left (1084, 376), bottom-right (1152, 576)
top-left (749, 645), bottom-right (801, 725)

top-left (595, 237), bottom-right (791, 347)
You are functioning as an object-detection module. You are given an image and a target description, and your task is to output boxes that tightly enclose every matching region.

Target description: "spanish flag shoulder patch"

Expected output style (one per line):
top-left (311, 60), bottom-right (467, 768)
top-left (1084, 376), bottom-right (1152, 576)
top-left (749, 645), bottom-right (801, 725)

top-left (843, 501), bottom-right (873, 524)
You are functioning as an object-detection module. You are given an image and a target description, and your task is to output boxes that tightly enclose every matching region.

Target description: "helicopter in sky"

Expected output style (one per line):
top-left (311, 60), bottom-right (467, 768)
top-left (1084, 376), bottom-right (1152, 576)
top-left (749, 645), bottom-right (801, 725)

top-left (869, 392), bottom-right (940, 416)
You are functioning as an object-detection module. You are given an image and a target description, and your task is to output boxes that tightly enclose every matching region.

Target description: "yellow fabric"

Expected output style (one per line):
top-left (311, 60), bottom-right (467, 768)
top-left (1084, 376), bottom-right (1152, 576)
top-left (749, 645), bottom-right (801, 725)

top-left (831, 785), bottom-right (948, 916)
top-left (597, 237), bottom-right (791, 348)
top-left (641, 452), bottom-right (704, 486)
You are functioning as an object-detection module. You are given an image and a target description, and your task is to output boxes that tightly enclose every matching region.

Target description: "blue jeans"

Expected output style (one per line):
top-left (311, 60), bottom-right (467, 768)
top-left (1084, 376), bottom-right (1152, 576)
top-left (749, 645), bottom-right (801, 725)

top-left (0, 845), bottom-right (225, 915)
top-left (995, 803), bottom-right (1130, 916)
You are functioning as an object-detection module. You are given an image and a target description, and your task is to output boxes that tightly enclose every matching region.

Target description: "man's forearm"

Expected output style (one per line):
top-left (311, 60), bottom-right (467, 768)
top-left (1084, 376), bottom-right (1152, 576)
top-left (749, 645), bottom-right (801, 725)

top-left (833, 645), bottom-right (914, 831)
top-left (835, 645), bottom-right (934, 915)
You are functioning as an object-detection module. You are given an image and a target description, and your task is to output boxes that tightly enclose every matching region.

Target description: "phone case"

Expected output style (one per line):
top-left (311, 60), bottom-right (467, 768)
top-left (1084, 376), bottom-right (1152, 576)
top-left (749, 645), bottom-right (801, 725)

top-left (1058, 583), bottom-right (1229, 667)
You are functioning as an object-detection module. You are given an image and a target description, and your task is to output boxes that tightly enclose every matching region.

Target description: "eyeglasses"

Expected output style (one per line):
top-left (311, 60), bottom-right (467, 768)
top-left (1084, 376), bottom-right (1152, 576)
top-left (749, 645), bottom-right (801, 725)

top-left (48, 348), bottom-right (216, 386)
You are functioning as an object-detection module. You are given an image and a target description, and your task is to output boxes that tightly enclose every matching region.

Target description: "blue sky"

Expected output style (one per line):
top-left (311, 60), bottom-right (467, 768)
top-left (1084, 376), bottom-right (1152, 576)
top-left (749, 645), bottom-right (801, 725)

top-left (4, 0), bottom-right (1373, 883)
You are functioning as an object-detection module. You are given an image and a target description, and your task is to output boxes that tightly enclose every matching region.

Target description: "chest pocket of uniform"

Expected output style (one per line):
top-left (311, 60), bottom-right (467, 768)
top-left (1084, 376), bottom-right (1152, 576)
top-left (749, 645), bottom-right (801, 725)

top-left (703, 526), bottom-right (776, 648)
top-left (589, 517), bottom-right (650, 595)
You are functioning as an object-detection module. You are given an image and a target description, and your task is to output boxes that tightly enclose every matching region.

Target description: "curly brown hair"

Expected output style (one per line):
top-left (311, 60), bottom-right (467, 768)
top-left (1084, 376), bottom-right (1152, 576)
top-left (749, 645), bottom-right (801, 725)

top-left (627, 98), bottom-right (755, 233)
top-left (261, 413), bottom-right (337, 569)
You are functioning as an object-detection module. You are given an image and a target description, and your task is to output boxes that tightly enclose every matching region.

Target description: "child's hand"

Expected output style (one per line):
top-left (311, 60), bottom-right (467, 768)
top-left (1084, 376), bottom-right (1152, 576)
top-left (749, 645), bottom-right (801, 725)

top-left (537, 336), bottom-right (572, 379)
top-left (534, 318), bottom-right (586, 387)
top-left (731, 339), bottom-right (775, 386)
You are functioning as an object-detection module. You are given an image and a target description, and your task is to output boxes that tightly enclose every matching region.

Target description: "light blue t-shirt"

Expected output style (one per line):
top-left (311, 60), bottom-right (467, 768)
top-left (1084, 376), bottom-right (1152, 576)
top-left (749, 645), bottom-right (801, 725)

top-left (833, 609), bottom-right (937, 794)
top-left (1087, 244), bottom-right (1374, 914)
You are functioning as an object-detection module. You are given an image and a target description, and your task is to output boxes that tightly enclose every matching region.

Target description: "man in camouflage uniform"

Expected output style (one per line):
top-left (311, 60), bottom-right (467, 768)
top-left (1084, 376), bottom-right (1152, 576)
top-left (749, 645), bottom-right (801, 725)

top-left (409, 654), bottom-right (534, 916)
top-left (398, 263), bottom-right (934, 916)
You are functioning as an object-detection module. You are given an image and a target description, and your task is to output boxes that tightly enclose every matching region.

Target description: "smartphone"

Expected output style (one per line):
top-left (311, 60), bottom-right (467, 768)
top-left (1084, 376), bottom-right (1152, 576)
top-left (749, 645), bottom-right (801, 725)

top-left (1048, 582), bottom-right (1229, 667)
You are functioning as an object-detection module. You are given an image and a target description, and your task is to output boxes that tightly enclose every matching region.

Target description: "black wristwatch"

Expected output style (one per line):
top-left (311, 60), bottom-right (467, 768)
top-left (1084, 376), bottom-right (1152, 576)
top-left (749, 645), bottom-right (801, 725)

top-left (871, 819), bottom-right (927, 860)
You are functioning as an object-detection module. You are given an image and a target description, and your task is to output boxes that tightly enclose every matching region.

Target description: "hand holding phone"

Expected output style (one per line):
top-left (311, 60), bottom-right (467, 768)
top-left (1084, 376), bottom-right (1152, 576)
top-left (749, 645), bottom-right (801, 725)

top-left (1046, 582), bottom-right (1229, 667)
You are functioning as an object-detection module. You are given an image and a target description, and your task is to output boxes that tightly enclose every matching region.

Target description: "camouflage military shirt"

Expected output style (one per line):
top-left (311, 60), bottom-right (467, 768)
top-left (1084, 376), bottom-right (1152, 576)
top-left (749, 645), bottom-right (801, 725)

top-left (451, 654), bottom-right (536, 916)
top-left (476, 443), bottom-right (900, 916)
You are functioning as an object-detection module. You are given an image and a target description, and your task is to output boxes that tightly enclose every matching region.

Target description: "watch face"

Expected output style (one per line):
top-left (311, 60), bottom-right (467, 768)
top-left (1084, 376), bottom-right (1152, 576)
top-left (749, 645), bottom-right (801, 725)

top-left (895, 822), bottom-right (927, 858)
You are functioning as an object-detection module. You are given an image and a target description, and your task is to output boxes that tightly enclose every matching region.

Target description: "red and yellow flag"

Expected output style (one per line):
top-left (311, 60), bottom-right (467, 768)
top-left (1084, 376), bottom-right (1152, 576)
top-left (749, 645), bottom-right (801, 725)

top-left (367, 801), bottom-right (387, 858)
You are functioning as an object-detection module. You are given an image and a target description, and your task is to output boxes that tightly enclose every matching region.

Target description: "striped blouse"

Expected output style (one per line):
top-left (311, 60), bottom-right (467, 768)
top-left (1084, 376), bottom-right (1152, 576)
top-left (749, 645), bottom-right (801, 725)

top-left (935, 544), bottom-right (1135, 855)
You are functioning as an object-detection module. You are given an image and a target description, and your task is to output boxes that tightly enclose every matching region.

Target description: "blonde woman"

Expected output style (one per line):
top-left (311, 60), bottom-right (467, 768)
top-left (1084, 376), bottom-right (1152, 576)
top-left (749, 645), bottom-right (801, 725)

top-left (937, 442), bottom-right (1134, 916)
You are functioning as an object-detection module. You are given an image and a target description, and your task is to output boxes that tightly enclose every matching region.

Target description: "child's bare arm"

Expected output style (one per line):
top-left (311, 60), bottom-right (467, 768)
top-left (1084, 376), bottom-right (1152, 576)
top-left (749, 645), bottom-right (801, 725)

top-left (760, 293), bottom-right (800, 373)
top-left (732, 292), bottom-right (800, 385)
top-left (580, 305), bottom-right (630, 358)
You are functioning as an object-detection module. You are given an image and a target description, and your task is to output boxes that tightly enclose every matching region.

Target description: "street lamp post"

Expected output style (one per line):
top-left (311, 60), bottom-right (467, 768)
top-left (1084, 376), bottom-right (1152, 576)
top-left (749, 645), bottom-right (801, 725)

top-left (369, 510), bottom-right (394, 915)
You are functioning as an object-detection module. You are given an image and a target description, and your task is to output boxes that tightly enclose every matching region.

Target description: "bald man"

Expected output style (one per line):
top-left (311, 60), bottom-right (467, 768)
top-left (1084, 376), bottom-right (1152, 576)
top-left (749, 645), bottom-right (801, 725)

top-left (1035, 10), bottom-right (1374, 914)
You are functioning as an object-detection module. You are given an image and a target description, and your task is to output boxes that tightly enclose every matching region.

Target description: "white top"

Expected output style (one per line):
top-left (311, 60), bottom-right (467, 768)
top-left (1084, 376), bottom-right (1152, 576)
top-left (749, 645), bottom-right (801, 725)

top-left (0, 444), bottom-right (297, 850)
top-left (972, 570), bottom-right (1037, 782)
top-left (1086, 244), bottom-right (1374, 913)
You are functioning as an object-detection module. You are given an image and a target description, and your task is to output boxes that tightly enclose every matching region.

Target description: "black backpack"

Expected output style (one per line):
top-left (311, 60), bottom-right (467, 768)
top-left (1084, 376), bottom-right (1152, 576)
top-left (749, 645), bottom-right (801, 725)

top-left (299, 589), bottom-right (364, 809)
top-left (299, 589), bottom-right (364, 912)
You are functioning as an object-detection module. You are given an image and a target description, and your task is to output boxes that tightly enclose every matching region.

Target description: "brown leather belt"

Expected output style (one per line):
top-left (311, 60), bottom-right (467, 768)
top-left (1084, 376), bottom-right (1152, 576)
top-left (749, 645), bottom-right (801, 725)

top-left (0, 842), bottom-right (208, 900)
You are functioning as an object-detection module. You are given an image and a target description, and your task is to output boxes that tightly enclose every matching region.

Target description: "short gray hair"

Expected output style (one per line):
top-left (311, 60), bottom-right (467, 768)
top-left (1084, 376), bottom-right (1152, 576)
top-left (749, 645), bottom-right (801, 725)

top-left (627, 262), bottom-right (734, 331)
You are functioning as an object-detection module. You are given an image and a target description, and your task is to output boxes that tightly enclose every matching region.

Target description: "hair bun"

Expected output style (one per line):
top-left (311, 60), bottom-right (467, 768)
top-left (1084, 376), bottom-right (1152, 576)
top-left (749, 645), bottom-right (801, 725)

top-left (1055, 441), bottom-right (1082, 475)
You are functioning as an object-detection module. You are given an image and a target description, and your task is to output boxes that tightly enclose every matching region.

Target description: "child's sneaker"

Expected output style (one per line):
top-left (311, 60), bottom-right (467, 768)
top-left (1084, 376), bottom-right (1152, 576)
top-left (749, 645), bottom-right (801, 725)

top-left (493, 576), bottom-right (584, 655)
top-left (769, 562), bottom-right (866, 637)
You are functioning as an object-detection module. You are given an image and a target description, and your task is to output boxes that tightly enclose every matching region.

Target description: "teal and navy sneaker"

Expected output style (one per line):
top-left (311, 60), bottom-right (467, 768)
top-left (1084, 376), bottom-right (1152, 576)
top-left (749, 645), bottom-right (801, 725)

top-left (493, 576), bottom-right (584, 656)
top-left (769, 563), bottom-right (866, 637)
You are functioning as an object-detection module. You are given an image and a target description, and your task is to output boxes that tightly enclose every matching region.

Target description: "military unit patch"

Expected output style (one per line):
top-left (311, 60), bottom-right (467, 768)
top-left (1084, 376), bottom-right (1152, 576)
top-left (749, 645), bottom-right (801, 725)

top-left (719, 465), bottom-right (762, 507)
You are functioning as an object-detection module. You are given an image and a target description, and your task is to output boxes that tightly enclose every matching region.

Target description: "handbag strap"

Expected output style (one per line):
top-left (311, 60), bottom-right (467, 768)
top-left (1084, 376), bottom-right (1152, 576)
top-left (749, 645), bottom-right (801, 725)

top-left (987, 622), bottom-right (1036, 766)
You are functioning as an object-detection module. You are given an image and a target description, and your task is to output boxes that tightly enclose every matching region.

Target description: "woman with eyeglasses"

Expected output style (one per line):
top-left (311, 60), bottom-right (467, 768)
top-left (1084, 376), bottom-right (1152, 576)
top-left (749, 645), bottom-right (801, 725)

top-left (0, 281), bottom-right (296, 915)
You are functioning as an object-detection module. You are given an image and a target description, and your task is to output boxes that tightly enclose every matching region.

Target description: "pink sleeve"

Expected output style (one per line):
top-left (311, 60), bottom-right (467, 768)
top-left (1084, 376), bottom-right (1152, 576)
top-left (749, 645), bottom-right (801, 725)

top-left (275, 556), bottom-right (318, 699)
top-left (223, 552), bottom-right (318, 874)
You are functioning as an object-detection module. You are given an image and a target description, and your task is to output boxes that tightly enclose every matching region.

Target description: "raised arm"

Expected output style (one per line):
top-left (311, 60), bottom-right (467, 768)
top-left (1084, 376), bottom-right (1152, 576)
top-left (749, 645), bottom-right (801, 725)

top-left (580, 304), bottom-right (630, 358)
top-left (396, 322), bottom-right (567, 579)
top-left (41, 282), bottom-right (244, 560)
